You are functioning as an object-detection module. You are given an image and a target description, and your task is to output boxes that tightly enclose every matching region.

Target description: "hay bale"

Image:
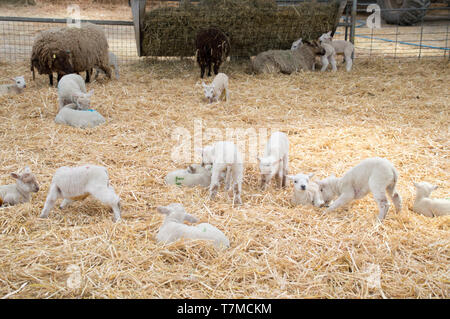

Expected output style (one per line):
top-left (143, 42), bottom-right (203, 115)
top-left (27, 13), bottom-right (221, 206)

top-left (55, 105), bottom-right (105, 128)
top-left (142, 0), bottom-right (340, 58)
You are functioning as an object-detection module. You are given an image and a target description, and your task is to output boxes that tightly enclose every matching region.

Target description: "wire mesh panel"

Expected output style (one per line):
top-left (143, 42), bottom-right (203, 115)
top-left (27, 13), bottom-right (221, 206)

top-left (0, 17), bottom-right (138, 64)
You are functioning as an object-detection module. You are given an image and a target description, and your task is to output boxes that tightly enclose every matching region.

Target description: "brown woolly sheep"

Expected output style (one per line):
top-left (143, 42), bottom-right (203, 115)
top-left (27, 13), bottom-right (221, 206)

top-left (195, 27), bottom-right (231, 78)
top-left (30, 23), bottom-right (111, 87)
top-left (251, 40), bottom-right (326, 74)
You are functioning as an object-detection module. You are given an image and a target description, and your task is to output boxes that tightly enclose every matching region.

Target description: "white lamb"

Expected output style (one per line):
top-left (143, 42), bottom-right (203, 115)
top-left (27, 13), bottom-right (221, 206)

top-left (156, 203), bottom-right (230, 249)
top-left (257, 131), bottom-right (289, 190)
top-left (94, 51), bottom-right (120, 80)
top-left (319, 31), bottom-right (354, 72)
top-left (0, 76), bottom-right (26, 95)
top-left (165, 164), bottom-right (212, 187)
top-left (55, 104), bottom-right (105, 128)
top-left (197, 141), bottom-right (244, 205)
top-left (316, 157), bottom-right (402, 220)
top-left (57, 74), bottom-right (94, 110)
top-left (0, 167), bottom-right (39, 207)
top-left (413, 182), bottom-right (450, 217)
top-left (291, 38), bottom-right (303, 51)
top-left (202, 72), bottom-right (229, 103)
top-left (40, 165), bottom-right (121, 222)
top-left (288, 173), bottom-right (324, 207)
top-left (319, 41), bottom-right (337, 72)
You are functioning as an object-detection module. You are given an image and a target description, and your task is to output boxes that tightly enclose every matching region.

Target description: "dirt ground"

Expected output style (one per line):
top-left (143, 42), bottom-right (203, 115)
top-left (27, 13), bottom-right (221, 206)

top-left (0, 58), bottom-right (448, 298)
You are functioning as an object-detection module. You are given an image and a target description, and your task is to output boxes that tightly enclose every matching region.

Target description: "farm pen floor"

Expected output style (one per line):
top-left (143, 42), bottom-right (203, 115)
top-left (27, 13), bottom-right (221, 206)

top-left (0, 58), bottom-right (449, 298)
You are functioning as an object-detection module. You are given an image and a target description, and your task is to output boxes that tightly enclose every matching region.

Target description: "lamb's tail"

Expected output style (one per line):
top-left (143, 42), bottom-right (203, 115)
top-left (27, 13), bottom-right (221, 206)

top-left (387, 167), bottom-right (402, 213)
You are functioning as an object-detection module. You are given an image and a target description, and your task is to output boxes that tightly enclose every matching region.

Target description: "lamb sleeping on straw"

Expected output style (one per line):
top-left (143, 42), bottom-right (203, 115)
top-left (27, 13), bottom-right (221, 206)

top-left (55, 104), bottom-right (105, 129)
top-left (316, 157), bottom-right (402, 220)
top-left (0, 167), bottom-right (39, 207)
top-left (156, 203), bottom-right (230, 249)
top-left (0, 76), bottom-right (26, 96)
top-left (413, 182), bottom-right (450, 217)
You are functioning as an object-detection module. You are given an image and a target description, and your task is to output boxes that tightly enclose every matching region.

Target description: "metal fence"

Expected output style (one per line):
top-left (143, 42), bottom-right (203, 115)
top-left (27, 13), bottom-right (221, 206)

top-left (0, 4), bottom-right (449, 64)
top-left (0, 17), bottom-right (137, 64)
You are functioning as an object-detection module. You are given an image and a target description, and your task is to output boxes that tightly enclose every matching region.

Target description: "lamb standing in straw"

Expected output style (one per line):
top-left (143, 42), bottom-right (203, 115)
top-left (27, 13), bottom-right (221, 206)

top-left (0, 76), bottom-right (26, 96)
top-left (0, 167), bottom-right (39, 207)
top-left (197, 141), bottom-right (244, 205)
top-left (57, 74), bottom-right (94, 110)
top-left (413, 182), bottom-right (450, 217)
top-left (258, 131), bottom-right (289, 190)
top-left (156, 203), bottom-right (230, 249)
top-left (319, 41), bottom-right (337, 72)
top-left (316, 157), bottom-right (402, 220)
top-left (288, 173), bottom-right (324, 208)
top-left (202, 72), bottom-right (229, 103)
top-left (40, 165), bottom-right (121, 222)
top-left (319, 31), bottom-right (354, 72)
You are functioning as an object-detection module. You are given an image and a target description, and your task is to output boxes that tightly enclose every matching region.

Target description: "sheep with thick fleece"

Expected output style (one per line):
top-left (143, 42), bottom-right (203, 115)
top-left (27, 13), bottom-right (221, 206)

top-left (316, 157), bottom-right (402, 220)
top-left (0, 167), bottom-right (39, 207)
top-left (413, 182), bottom-right (450, 217)
top-left (57, 74), bottom-right (94, 110)
top-left (55, 105), bottom-right (105, 128)
top-left (257, 131), bottom-right (289, 190)
top-left (156, 203), bottom-right (230, 249)
top-left (288, 173), bottom-right (324, 207)
top-left (0, 76), bottom-right (26, 95)
top-left (40, 165), bottom-right (121, 222)
top-left (202, 73), bottom-right (229, 103)
top-left (319, 31), bottom-right (354, 72)
top-left (197, 141), bottom-right (244, 205)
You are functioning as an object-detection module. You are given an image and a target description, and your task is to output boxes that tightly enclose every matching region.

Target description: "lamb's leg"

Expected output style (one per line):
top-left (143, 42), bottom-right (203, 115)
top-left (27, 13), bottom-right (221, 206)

top-left (373, 191), bottom-right (390, 220)
top-left (40, 184), bottom-right (61, 218)
top-left (345, 55), bottom-right (353, 72)
top-left (260, 175), bottom-right (267, 191)
top-left (88, 186), bottom-right (121, 222)
top-left (59, 198), bottom-right (74, 209)
top-left (320, 56), bottom-right (329, 72)
top-left (330, 55), bottom-right (337, 72)
top-left (232, 164), bottom-right (243, 205)
top-left (277, 161), bottom-right (284, 188)
top-left (209, 164), bottom-right (223, 200)
top-left (224, 166), bottom-right (231, 191)
top-left (386, 183), bottom-right (402, 213)
top-left (326, 191), bottom-right (354, 212)
top-left (282, 155), bottom-right (288, 188)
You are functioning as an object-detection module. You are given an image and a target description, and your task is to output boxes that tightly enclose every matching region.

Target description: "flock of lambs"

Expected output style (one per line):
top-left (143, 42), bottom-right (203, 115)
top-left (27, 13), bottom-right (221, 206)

top-left (0, 23), bottom-right (449, 250)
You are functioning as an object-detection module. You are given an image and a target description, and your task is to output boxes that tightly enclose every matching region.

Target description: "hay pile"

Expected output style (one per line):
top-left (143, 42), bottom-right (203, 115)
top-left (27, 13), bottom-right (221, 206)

top-left (0, 58), bottom-right (449, 298)
top-left (142, 0), bottom-right (341, 57)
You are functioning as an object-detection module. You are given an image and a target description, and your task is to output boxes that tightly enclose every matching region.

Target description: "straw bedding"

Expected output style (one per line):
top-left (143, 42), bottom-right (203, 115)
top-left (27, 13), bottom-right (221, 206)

top-left (0, 58), bottom-right (448, 298)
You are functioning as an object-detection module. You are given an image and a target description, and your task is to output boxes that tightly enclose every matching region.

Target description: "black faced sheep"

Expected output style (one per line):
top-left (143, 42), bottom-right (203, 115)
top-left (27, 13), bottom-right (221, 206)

top-left (195, 27), bottom-right (230, 78)
top-left (30, 23), bottom-right (111, 87)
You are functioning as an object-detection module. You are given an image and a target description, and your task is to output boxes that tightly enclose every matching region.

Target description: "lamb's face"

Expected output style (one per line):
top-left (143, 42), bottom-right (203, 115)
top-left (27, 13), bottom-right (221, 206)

top-left (319, 31), bottom-right (333, 43)
top-left (13, 76), bottom-right (26, 89)
top-left (258, 156), bottom-right (280, 176)
top-left (414, 182), bottom-right (437, 198)
top-left (291, 38), bottom-right (303, 51)
top-left (317, 176), bottom-right (337, 205)
top-left (73, 90), bottom-right (94, 110)
top-left (157, 203), bottom-right (199, 224)
top-left (187, 164), bottom-right (211, 176)
top-left (202, 83), bottom-right (215, 103)
top-left (305, 39), bottom-right (326, 56)
top-left (197, 145), bottom-right (215, 167)
top-left (288, 173), bottom-right (313, 192)
top-left (11, 167), bottom-right (39, 193)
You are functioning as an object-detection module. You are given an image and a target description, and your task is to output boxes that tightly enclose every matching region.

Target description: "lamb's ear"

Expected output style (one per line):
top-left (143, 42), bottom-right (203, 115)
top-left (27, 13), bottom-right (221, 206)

top-left (308, 173), bottom-right (315, 178)
top-left (202, 81), bottom-right (206, 88)
top-left (327, 31), bottom-right (332, 36)
top-left (184, 213), bottom-right (198, 223)
top-left (286, 175), bottom-right (295, 180)
top-left (157, 206), bottom-right (171, 215)
top-left (22, 166), bottom-right (31, 173)
top-left (256, 157), bottom-right (261, 163)
top-left (432, 185), bottom-right (438, 190)
top-left (187, 165), bottom-right (195, 174)
top-left (11, 173), bottom-right (20, 179)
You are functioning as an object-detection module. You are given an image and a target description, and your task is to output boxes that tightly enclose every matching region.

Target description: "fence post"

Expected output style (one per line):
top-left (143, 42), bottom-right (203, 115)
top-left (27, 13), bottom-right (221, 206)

top-left (350, 0), bottom-right (356, 44)
top-left (131, 0), bottom-right (146, 57)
